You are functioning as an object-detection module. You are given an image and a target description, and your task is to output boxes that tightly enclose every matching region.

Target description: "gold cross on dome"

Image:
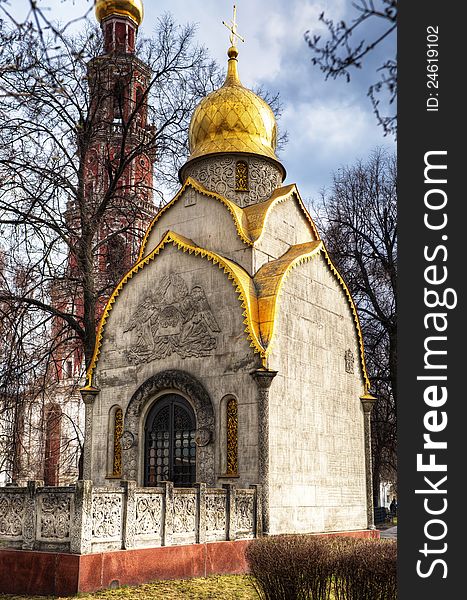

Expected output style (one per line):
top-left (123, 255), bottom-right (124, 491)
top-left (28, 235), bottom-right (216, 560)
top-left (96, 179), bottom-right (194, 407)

top-left (223, 4), bottom-right (245, 46)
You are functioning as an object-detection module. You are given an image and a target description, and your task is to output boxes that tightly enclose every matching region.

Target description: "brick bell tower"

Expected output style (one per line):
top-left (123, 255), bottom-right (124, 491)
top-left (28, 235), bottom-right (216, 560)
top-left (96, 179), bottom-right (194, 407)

top-left (88, 0), bottom-right (155, 294)
top-left (38, 0), bottom-right (155, 485)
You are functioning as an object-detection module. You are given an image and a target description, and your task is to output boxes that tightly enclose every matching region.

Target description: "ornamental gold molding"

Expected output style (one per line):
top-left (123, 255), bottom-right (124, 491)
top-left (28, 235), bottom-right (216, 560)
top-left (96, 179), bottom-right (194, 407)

top-left (138, 177), bottom-right (252, 260)
top-left (138, 179), bottom-right (320, 261)
top-left (87, 231), bottom-right (370, 393)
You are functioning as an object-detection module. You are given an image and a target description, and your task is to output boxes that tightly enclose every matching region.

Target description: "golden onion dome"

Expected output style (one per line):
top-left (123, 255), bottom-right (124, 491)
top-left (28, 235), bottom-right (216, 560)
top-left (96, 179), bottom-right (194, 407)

top-left (187, 46), bottom-right (280, 164)
top-left (95, 0), bottom-right (144, 27)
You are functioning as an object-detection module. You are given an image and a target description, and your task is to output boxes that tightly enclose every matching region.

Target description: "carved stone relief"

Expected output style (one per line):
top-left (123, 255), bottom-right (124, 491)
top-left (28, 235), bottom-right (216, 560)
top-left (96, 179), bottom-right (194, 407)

top-left (236, 493), bottom-right (254, 532)
top-left (172, 494), bottom-right (196, 534)
top-left (124, 370), bottom-right (215, 485)
top-left (0, 494), bottom-right (24, 537)
top-left (39, 494), bottom-right (71, 540)
top-left (345, 349), bottom-right (355, 374)
top-left (206, 493), bottom-right (227, 533)
top-left (135, 494), bottom-right (162, 536)
top-left (125, 273), bottom-right (220, 365)
top-left (92, 494), bottom-right (122, 539)
top-left (183, 155), bottom-right (283, 207)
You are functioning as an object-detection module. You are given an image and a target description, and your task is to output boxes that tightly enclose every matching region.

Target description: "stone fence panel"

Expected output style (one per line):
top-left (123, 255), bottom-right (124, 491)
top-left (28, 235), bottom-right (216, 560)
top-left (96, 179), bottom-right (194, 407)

top-left (0, 480), bottom-right (261, 554)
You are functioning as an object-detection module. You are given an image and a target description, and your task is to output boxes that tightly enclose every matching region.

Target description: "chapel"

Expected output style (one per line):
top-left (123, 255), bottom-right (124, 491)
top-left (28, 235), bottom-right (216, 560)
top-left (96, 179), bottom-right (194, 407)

top-left (81, 2), bottom-right (376, 536)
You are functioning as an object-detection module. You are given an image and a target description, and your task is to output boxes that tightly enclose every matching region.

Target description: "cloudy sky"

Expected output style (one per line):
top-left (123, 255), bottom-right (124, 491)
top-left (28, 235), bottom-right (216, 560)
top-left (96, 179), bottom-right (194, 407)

top-left (12, 0), bottom-right (396, 203)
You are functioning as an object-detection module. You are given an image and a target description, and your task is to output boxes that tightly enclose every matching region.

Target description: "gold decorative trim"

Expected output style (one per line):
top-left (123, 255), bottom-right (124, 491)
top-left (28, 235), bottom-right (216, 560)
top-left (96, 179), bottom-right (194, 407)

top-left (226, 397), bottom-right (239, 476)
top-left (321, 247), bottom-right (371, 392)
top-left (138, 177), bottom-right (253, 260)
top-left (87, 232), bottom-right (369, 392)
top-left (244, 184), bottom-right (320, 243)
top-left (86, 230), bottom-right (264, 386)
top-left (139, 180), bottom-right (320, 262)
top-left (255, 241), bottom-right (323, 351)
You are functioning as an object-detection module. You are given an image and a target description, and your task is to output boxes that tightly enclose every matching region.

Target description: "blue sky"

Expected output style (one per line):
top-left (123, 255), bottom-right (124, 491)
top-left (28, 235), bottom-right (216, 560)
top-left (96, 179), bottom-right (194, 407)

top-left (11, 0), bottom-right (396, 203)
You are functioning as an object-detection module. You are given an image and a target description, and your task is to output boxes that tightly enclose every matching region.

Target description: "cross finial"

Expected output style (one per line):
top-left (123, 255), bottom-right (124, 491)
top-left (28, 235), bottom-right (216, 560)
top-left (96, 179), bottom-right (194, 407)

top-left (222, 4), bottom-right (245, 47)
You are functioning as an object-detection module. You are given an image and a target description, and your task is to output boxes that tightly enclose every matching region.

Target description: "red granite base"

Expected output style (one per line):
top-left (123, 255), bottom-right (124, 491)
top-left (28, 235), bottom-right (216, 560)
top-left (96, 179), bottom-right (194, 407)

top-left (0, 530), bottom-right (379, 596)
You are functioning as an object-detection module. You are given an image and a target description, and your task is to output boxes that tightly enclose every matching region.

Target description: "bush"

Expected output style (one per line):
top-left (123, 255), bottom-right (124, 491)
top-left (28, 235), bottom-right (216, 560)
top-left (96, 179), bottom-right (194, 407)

top-left (246, 535), bottom-right (397, 600)
top-left (333, 538), bottom-right (397, 600)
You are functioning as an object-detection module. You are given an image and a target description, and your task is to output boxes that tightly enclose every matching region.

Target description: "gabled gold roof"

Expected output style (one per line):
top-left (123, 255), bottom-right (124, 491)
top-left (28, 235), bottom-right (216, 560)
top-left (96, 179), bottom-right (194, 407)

top-left (138, 178), bottom-right (319, 260)
top-left (95, 0), bottom-right (144, 26)
top-left (187, 46), bottom-right (281, 166)
top-left (87, 231), bottom-right (370, 392)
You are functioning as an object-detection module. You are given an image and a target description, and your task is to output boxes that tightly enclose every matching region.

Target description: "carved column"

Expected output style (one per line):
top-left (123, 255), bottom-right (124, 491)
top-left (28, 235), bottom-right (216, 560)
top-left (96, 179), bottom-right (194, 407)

top-left (70, 480), bottom-right (93, 554)
top-left (22, 480), bottom-right (41, 550)
top-left (361, 394), bottom-right (377, 530)
top-left (194, 482), bottom-right (206, 544)
top-left (79, 386), bottom-right (99, 481)
top-left (121, 480), bottom-right (137, 549)
top-left (161, 481), bottom-right (174, 547)
top-left (222, 483), bottom-right (237, 541)
top-left (250, 484), bottom-right (263, 538)
top-left (251, 368), bottom-right (277, 535)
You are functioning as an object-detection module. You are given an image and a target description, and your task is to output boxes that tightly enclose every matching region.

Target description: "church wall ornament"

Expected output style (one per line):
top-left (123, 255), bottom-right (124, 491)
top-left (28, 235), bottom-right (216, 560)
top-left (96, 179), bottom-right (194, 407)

top-left (183, 155), bottom-right (283, 207)
top-left (0, 481), bottom-right (260, 552)
top-left (124, 370), bottom-right (215, 485)
top-left (124, 273), bottom-right (221, 365)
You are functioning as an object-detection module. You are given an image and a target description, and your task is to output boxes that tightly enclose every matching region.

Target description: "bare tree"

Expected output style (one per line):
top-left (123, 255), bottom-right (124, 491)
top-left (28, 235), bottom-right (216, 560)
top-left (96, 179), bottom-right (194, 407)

top-left (0, 9), bottom-right (287, 482)
top-left (314, 149), bottom-right (397, 503)
top-left (305, 0), bottom-right (397, 136)
top-left (0, 13), bottom-right (224, 481)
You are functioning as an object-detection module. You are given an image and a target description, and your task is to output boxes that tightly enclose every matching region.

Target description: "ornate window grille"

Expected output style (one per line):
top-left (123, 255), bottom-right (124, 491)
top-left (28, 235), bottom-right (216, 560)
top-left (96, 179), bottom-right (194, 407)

top-left (112, 407), bottom-right (123, 477)
top-left (226, 397), bottom-right (238, 475)
top-left (235, 161), bottom-right (249, 191)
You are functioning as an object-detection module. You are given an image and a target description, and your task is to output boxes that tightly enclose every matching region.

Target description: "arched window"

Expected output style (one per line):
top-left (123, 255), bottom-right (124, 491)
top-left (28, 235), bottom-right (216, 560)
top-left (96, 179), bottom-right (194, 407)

top-left (235, 160), bottom-right (249, 191)
top-left (226, 397), bottom-right (238, 476)
top-left (44, 404), bottom-right (62, 486)
top-left (113, 80), bottom-right (125, 121)
top-left (144, 394), bottom-right (196, 487)
top-left (111, 407), bottom-right (123, 477)
top-left (135, 87), bottom-right (145, 126)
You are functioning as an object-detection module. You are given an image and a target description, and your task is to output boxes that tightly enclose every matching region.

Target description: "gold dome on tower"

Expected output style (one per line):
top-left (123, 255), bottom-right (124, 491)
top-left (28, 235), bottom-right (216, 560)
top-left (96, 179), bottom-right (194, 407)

top-left (95, 0), bottom-right (144, 26)
top-left (187, 45), bottom-right (280, 165)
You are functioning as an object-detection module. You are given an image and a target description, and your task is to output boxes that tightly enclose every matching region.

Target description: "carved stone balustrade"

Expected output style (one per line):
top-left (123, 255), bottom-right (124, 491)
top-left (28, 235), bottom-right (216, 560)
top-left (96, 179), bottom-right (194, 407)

top-left (0, 481), bottom-right (261, 554)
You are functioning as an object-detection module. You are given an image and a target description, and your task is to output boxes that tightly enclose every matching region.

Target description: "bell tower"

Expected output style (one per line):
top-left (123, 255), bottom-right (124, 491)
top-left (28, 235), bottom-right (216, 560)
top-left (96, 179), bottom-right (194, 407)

top-left (41, 0), bottom-right (155, 484)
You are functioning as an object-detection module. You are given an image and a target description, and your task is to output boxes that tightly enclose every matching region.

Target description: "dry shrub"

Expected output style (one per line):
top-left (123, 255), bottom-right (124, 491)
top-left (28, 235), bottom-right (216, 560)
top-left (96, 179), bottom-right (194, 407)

top-left (333, 538), bottom-right (397, 600)
top-left (246, 535), bottom-right (397, 600)
top-left (246, 534), bottom-right (334, 600)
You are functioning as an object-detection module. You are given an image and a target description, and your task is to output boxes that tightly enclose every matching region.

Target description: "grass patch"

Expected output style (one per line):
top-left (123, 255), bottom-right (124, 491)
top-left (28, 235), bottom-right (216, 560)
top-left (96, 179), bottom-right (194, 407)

top-left (0, 575), bottom-right (258, 600)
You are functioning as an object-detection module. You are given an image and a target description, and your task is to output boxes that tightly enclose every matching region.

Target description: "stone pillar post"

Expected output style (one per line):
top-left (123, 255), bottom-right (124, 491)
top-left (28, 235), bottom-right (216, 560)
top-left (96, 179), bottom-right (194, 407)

top-left (22, 480), bottom-right (41, 550)
top-left (251, 368), bottom-right (277, 535)
top-left (121, 480), bottom-right (137, 549)
top-left (70, 480), bottom-right (93, 554)
top-left (222, 483), bottom-right (237, 541)
top-left (361, 393), bottom-right (377, 530)
top-left (250, 484), bottom-right (263, 538)
top-left (79, 386), bottom-right (99, 481)
top-left (194, 482), bottom-right (206, 544)
top-left (161, 481), bottom-right (174, 546)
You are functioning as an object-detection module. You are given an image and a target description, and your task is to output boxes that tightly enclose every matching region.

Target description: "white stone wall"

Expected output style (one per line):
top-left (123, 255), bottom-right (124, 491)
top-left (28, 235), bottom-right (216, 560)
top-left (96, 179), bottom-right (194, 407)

top-left (91, 246), bottom-right (261, 487)
top-left (142, 188), bottom-right (250, 272)
top-left (267, 254), bottom-right (367, 533)
top-left (252, 195), bottom-right (318, 272)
